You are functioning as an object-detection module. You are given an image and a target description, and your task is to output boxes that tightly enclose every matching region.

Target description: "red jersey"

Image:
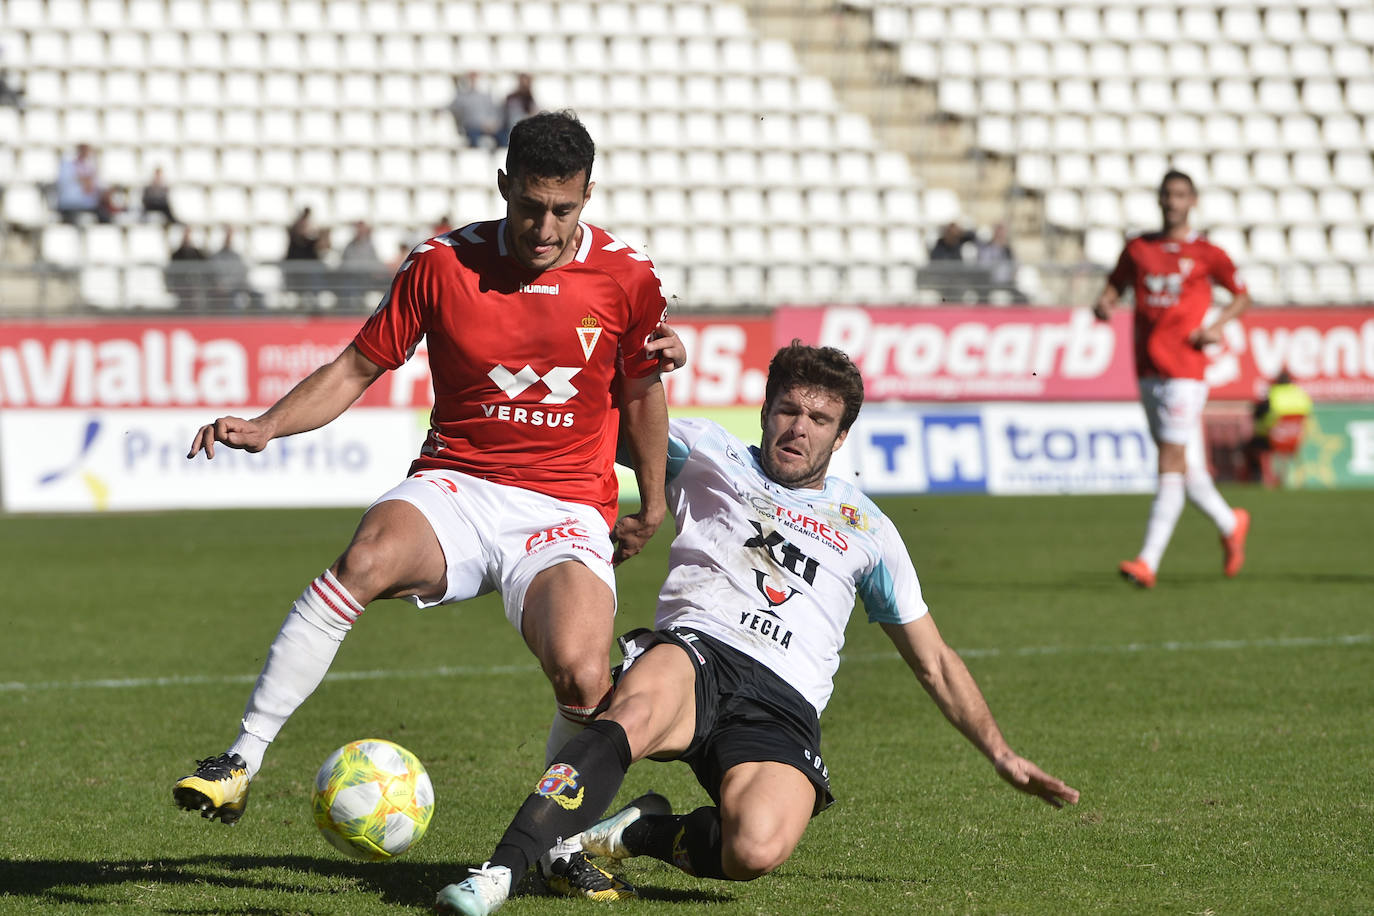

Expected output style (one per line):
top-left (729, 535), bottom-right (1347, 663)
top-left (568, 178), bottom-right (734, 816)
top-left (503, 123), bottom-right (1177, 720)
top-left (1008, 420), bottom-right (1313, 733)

top-left (1107, 232), bottom-right (1246, 380)
top-left (353, 220), bottom-right (668, 526)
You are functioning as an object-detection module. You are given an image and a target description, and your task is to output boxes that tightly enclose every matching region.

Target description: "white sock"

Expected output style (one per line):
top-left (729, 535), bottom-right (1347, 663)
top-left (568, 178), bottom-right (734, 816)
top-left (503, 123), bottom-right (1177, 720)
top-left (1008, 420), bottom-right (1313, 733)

top-left (543, 693), bottom-right (611, 765)
top-left (1185, 468), bottom-right (1237, 535)
top-left (228, 570), bottom-right (363, 777)
top-left (544, 707), bottom-right (588, 766)
top-left (1139, 472), bottom-right (1185, 572)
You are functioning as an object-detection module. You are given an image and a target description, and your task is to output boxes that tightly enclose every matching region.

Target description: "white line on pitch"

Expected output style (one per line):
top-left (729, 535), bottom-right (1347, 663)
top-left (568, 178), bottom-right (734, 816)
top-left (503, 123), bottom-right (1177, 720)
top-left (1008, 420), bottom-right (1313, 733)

top-left (1, 633), bottom-right (1369, 693)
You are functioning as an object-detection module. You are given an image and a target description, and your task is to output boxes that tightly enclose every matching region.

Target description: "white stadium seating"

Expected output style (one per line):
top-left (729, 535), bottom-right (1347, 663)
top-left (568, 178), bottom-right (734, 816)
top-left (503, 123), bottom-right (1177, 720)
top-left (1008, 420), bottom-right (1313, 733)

top-left (2, 0), bottom-right (1373, 307)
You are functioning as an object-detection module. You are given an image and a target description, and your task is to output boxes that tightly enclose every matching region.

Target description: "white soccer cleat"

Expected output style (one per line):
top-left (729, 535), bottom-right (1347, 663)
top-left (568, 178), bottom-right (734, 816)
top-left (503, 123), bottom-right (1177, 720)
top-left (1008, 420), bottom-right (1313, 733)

top-left (435, 862), bottom-right (511, 916)
top-left (576, 791), bottom-right (672, 861)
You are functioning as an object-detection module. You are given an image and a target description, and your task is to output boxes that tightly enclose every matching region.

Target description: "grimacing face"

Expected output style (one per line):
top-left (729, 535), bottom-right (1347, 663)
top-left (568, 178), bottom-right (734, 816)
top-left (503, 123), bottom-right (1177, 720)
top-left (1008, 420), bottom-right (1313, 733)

top-left (498, 170), bottom-right (593, 272)
top-left (759, 385), bottom-right (849, 490)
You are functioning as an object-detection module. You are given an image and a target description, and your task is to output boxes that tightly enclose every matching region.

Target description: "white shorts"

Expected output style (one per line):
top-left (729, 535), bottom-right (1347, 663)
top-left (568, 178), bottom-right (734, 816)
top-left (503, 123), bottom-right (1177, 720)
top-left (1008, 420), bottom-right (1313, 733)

top-left (371, 469), bottom-right (616, 632)
top-left (1138, 377), bottom-right (1209, 466)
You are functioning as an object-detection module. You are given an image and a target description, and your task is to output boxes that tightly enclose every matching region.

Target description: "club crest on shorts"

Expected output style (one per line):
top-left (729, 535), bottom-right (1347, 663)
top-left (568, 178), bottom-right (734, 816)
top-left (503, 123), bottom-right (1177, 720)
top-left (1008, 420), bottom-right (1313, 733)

top-left (536, 762), bottom-right (586, 810)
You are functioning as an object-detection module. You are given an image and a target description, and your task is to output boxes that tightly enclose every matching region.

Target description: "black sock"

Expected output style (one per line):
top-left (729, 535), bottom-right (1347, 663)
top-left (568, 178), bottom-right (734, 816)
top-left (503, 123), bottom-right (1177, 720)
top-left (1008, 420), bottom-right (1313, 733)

top-left (488, 719), bottom-right (632, 877)
top-left (623, 805), bottom-right (729, 879)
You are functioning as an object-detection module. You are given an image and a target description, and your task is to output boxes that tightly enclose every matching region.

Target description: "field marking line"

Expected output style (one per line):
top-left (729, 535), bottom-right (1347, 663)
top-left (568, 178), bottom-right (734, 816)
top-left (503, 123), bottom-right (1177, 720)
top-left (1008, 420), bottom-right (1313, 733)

top-left (1, 633), bottom-right (1369, 693)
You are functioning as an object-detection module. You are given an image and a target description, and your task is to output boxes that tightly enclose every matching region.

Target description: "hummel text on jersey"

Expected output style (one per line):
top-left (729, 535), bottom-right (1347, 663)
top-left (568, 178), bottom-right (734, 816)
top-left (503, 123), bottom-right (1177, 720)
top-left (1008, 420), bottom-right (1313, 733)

top-left (519, 282), bottom-right (560, 295)
top-left (739, 610), bottom-right (793, 649)
top-left (481, 403), bottom-right (575, 426)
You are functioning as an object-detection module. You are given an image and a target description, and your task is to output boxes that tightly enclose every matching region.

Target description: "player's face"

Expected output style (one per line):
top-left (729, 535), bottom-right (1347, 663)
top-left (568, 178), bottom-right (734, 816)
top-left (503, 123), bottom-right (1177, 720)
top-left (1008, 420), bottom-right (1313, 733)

top-left (759, 385), bottom-right (849, 490)
top-left (1159, 178), bottom-right (1196, 231)
top-left (498, 170), bottom-right (594, 273)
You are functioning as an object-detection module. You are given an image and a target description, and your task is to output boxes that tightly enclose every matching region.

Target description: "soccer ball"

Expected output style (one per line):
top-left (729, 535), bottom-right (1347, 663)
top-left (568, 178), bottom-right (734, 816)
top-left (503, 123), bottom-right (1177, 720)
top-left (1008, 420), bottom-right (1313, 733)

top-left (312, 738), bottom-right (435, 861)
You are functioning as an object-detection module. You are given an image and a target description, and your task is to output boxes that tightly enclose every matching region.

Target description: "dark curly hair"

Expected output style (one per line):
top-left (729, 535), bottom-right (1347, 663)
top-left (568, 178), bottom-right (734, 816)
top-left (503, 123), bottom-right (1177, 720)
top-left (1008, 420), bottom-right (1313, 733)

top-left (764, 341), bottom-right (865, 432)
top-left (505, 110), bottom-right (595, 186)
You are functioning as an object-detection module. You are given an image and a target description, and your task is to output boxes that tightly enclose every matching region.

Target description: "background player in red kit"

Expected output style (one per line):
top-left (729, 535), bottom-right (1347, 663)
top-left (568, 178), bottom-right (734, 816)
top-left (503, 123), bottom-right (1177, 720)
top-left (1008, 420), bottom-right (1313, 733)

top-left (1094, 170), bottom-right (1252, 589)
top-left (174, 112), bottom-right (679, 895)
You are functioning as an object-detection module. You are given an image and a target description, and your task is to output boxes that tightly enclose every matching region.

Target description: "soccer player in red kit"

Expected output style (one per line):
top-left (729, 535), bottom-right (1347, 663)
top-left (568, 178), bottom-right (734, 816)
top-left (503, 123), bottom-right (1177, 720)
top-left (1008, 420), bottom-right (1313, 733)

top-left (1094, 170), bottom-right (1251, 588)
top-left (174, 112), bottom-right (679, 897)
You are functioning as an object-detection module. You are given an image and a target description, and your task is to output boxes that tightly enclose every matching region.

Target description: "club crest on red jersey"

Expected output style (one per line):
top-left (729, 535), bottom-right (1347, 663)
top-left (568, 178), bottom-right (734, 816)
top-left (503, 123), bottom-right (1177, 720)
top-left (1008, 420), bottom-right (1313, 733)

top-left (576, 315), bottom-right (603, 361)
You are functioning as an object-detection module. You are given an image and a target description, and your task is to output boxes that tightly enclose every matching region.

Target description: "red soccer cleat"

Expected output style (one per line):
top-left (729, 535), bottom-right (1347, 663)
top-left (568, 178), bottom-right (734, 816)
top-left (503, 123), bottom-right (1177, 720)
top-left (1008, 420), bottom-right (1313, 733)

top-left (1222, 508), bottom-right (1250, 578)
top-left (1118, 557), bottom-right (1156, 589)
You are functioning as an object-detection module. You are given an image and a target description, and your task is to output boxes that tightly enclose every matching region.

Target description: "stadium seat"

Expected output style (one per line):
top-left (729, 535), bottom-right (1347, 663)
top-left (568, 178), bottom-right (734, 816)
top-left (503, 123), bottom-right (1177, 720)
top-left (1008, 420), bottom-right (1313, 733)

top-left (1288, 225), bottom-right (1328, 261)
top-left (1044, 189), bottom-right (1083, 229)
top-left (41, 224), bottom-right (83, 267)
top-left (1333, 151), bottom-right (1374, 188)
top-left (1329, 225), bottom-right (1371, 262)
top-left (2, 184), bottom-right (48, 228)
top-left (1249, 227), bottom-right (1288, 262)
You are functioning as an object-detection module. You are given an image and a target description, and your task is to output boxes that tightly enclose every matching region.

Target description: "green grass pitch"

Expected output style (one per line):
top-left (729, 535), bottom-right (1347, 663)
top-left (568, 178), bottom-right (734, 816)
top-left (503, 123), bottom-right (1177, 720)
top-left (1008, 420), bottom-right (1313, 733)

top-left (2, 488), bottom-right (1371, 914)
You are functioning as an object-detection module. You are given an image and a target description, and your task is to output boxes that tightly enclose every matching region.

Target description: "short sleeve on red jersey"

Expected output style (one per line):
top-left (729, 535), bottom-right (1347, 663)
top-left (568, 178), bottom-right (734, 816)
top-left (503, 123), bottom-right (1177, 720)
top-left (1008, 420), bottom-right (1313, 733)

top-left (1206, 242), bottom-right (1246, 296)
top-left (1107, 241), bottom-right (1137, 293)
top-left (617, 262), bottom-right (669, 380)
top-left (352, 243), bottom-right (439, 369)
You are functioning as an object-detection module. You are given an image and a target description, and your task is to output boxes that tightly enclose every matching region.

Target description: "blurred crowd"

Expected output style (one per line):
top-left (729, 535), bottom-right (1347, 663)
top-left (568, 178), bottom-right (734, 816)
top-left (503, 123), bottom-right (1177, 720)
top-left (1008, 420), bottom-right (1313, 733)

top-left (21, 71), bottom-right (546, 311)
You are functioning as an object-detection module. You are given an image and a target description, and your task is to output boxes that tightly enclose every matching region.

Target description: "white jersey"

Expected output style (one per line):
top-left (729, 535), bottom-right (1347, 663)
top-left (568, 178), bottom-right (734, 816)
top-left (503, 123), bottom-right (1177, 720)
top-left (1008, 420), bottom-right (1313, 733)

top-left (656, 417), bottom-right (928, 715)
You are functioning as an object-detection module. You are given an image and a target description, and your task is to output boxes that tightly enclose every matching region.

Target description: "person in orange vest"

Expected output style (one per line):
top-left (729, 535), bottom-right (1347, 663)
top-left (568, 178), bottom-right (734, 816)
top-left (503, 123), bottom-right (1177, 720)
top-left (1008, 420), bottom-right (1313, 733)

top-left (1245, 370), bottom-right (1313, 483)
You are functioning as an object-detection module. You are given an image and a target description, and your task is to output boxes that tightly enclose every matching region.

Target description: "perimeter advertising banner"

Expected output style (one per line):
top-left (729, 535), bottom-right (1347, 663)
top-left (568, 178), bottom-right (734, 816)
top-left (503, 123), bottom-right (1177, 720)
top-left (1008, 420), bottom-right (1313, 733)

top-left (0, 408), bottom-right (428, 512)
top-left (1284, 405), bottom-right (1374, 490)
top-left (3, 309), bottom-right (1373, 510)
top-left (775, 306), bottom-right (1138, 401)
top-left (776, 305), bottom-right (1374, 403)
top-left (829, 402), bottom-right (1157, 495)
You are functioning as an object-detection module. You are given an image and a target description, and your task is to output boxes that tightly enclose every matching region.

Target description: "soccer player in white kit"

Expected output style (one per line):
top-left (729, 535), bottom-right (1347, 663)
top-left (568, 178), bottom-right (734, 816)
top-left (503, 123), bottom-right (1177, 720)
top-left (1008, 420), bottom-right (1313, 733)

top-left (1094, 170), bottom-right (1252, 589)
top-left (437, 343), bottom-right (1079, 915)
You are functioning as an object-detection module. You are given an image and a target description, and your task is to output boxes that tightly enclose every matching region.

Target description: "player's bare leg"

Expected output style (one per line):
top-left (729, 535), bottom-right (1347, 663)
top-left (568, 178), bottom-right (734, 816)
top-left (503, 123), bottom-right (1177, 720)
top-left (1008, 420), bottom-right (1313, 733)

top-left (521, 560), bottom-right (619, 758)
top-left (716, 762), bottom-right (815, 879)
top-left (174, 500), bottom-right (447, 823)
top-left (519, 561), bottom-right (630, 896)
top-left (579, 759), bottom-right (813, 882)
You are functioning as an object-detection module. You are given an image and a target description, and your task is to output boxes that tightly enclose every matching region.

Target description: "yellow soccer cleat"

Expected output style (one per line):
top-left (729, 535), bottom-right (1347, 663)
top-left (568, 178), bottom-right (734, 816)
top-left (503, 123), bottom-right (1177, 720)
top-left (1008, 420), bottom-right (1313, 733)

top-left (173, 752), bottom-right (251, 825)
top-left (543, 851), bottom-right (639, 901)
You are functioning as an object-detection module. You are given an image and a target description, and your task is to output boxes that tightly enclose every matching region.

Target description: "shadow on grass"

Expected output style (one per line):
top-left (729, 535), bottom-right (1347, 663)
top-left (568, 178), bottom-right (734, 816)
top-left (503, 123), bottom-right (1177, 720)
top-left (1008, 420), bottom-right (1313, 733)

top-left (0, 855), bottom-right (730, 911)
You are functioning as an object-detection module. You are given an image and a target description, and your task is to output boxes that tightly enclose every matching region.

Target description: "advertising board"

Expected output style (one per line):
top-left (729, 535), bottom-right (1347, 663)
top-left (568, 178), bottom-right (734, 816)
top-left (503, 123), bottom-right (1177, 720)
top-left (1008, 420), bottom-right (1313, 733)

top-left (1285, 405), bottom-right (1374, 489)
top-left (0, 408), bottom-right (427, 512)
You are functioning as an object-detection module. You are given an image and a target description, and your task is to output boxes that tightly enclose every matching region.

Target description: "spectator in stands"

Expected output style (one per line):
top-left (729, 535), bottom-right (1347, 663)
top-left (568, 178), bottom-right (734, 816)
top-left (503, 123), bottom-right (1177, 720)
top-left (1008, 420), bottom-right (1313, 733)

top-left (283, 207), bottom-right (328, 306)
top-left (977, 223), bottom-right (1016, 285)
top-left (337, 220), bottom-right (389, 310)
top-left (0, 48), bottom-right (24, 109)
top-left (209, 227), bottom-right (264, 310)
top-left (444, 72), bottom-right (502, 148)
top-left (141, 166), bottom-right (178, 224)
top-left (55, 144), bottom-right (114, 224)
top-left (929, 221), bottom-right (974, 261)
top-left (498, 73), bottom-right (538, 147)
top-left (388, 241), bottom-right (411, 274)
top-left (285, 207), bottom-right (322, 260)
top-left (431, 215), bottom-right (453, 236)
top-left (167, 226), bottom-right (209, 310)
top-left (1244, 370), bottom-right (1313, 485)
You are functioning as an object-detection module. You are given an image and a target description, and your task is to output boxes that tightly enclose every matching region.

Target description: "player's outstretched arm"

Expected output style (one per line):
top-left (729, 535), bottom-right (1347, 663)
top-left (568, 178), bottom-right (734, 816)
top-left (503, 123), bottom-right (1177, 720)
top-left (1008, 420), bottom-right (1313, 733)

top-left (187, 344), bottom-right (385, 459)
top-left (644, 322), bottom-right (688, 373)
top-left (611, 372), bottom-right (668, 565)
top-left (881, 617), bottom-right (1079, 808)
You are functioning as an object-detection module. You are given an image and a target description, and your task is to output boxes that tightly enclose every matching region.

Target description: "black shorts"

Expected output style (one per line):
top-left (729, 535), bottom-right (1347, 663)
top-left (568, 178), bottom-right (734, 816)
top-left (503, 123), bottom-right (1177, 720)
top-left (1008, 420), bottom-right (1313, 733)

top-left (617, 626), bottom-right (835, 816)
